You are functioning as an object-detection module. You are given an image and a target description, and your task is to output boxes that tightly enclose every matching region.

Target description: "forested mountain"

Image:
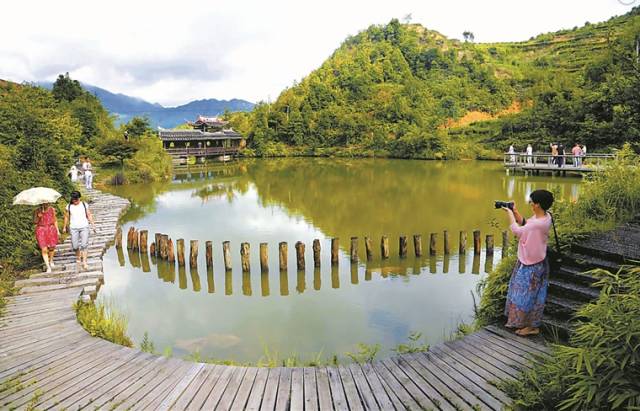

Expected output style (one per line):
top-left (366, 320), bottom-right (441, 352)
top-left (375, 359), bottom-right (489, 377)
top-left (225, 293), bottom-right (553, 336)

top-left (238, 7), bottom-right (640, 158)
top-left (37, 82), bottom-right (254, 128)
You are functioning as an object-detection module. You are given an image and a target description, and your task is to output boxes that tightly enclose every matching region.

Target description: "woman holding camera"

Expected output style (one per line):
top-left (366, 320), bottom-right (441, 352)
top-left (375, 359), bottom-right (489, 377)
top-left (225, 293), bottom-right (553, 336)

top-left (502, 189), bottom-right (554, 336)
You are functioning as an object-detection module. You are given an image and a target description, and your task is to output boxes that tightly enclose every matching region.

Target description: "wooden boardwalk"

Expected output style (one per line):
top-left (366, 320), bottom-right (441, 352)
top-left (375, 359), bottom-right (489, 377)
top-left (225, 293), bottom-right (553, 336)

top-left (0, 189), bottom-right (549, 410)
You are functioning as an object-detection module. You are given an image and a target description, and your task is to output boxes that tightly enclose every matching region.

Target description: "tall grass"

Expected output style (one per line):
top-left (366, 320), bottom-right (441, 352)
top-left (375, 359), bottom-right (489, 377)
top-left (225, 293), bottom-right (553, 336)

top-left (74, 300), bottom-right (133, 347)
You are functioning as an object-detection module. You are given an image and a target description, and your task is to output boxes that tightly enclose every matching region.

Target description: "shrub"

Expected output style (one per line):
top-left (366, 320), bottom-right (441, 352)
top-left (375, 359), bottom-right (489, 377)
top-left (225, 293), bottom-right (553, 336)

top-left (501, 265), bottom-right (640, 410)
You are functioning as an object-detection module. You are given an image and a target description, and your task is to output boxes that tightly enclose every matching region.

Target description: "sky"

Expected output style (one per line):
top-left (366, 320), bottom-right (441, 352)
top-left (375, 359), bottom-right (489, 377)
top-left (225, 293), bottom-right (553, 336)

top-left (0, 0), bottom-right (636, 106)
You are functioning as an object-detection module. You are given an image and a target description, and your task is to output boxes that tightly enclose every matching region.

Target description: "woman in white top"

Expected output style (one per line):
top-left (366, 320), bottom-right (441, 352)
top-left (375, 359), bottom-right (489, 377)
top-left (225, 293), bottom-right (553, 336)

top-left (62, 191), bottom-right (96, 270)
top-left (526, 144), bottom-right (533, 164)
top-left (69, 165), bottom-right (78, 182)
top-left (83, 159), bottom-right (93, 189)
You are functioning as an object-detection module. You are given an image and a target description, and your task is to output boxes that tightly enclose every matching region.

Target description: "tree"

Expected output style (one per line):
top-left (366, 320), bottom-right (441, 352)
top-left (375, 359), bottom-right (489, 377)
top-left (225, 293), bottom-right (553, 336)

top-left (463, 31), bottom-right (475, 42)
top-left (99, 140), bottom-right (138, 169)
top-left (124, 116), bottom-right (152, 138)
top-left (52, 72), bottom-right (83, 102)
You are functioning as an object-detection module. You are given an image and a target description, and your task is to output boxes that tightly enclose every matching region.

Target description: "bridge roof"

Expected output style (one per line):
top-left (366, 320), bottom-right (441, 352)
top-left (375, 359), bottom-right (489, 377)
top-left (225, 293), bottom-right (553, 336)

top-left (158, 129), bottom-right (243, 141)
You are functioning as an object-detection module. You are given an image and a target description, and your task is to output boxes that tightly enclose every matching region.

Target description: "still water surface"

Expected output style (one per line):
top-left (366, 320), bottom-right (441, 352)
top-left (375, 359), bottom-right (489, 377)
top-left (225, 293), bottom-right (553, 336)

top-left (101, 159), bottom-right (580, 362)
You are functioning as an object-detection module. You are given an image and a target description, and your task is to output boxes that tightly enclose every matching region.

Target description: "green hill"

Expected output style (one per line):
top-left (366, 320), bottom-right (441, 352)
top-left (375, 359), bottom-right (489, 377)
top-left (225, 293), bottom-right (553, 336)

top-left (240, 7), bottom-right (640, 158)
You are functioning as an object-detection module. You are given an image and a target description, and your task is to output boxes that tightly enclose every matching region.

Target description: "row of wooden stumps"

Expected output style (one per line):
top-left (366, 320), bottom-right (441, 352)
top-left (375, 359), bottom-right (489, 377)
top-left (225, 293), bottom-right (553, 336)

top-left (115, 227), bottom-right (509, 272)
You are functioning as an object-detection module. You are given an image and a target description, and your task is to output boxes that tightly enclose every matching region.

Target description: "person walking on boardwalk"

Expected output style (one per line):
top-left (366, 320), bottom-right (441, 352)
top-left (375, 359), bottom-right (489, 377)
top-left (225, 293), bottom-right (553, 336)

top-left (62, 191), bottom-right (96, 270)
top-left (557, 144), bottom-right (565, 168)
top-left (526, 144), bottom-right (533, 164)
top-left (508, 144), bottom-right (516, 163)
top-left (69, 164), bottom-right (79, 182)
top-left (571, 143), bottom-right (583, 167)
top-left (549, 143), bottom-right (558, 166)
top-left (502, 189), bottom-right (554, 336)
top-left (34, 203), bottom-right (60, 273)
top-left (83, 158), bottom-right (93, 189)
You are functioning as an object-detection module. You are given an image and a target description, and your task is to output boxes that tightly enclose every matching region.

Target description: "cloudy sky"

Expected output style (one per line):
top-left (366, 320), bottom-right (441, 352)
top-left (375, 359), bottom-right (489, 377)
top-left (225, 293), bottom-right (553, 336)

top-left (1, 0), bottom-right (636, 106)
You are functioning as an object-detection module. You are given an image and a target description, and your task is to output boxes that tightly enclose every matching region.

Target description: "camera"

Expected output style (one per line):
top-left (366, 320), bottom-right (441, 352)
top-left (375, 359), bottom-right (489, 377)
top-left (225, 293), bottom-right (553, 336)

top-left (494, 200), bottom-right (515, 210)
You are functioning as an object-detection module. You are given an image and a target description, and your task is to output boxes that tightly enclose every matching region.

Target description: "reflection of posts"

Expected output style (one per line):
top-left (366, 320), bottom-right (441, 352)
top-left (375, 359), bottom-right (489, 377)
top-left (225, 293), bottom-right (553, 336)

top-left (206, 266), bottom-right (215, 293)
top-left (116, 245), bottom-right (125, 267)
top-left (296, 270), bottom-right (305, 293)
top-left (279, 270), bottom-right (289, 296)
top-left (127, 247), bottom-right (141, 268)
top-left (191, 266), bottom-right (201, 292)
top-left (484, 253), bottom-right (494, 273)
top-left (443, 230), bottom-right (450, 255)
top-left (261, 271), bottom-right (270, 296)
top-left (331, 265), bottom-right (340, 289)
top-left (443, 253), bottom-right (450, 273)
top-left (225, 270), bottom-right (233, 295)
top-left (458, 253), bottom-right (465, 274)
top-left (486, 235), bottom-right (494, 256)
top-left (350, 263), bottom-right (358, 284)
top-left (429, 255), bottom-right (437, 274)
top-left (242, 271), bottom-right (251, 296)
top-left (140, 250), bottom-right (151, 273)
top-left (313, 267), bottom-right (321, 290)
top-left (178, 264), bottom-right (187, 288)
top-left (472, 254), bottom-right (481, 274)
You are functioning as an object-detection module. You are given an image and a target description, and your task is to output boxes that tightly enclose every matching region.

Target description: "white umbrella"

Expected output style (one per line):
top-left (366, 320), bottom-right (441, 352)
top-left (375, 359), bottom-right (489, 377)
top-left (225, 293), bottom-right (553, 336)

top-left (13, 187), bottom-right (62, 206)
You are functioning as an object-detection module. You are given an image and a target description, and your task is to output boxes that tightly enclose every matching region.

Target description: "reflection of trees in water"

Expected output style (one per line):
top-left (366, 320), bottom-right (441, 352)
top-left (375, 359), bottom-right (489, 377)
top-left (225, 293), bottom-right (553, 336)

top-left (192, 179), bottom-right (252, 204)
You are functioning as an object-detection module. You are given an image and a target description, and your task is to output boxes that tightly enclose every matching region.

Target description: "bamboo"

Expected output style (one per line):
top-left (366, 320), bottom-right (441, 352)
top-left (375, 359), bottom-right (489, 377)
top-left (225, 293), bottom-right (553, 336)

top-left (205, 241), bottom-right (213, 270)
top-left (381, 236), bottom-right (389, 259)
top-left (312, 239), bottom-right (321, 268)
top-left (459, 231), bottom-right (467, 254)
top-left (486, 234), bottom-right (494, 255)
top-left (177, 239), bottom-right (185, 266)
top-left (295, 241), bottom-right (305, 271)
top-left (413, 234), bottom-right (422, 257)
top-left (331, 238), bottom-right (339, 265)
top-left (167, 237), bottom-right (175, 262)
top-left (240, 242), bottom-right (250, 272)
top-left (279, 242), bottom-right (288, 271)
top-left (350, 237), bottom-right (358, 263)
top-left (364, 236), bottom-right (373, 261)
top-left (189, 240), bottom-right (198, 267)
top-left (223, 241), bottom-right (232, 271)
top-left (399, 235), bottom-right (407, 258)
top-left (260, 242), bottom-right (269, 272)
top-left (443, 230), bottom-right (450, 255)
top-left (473, 230), bottom-right (481, 255)
top-left (429, 233), bottom-right (437, 256)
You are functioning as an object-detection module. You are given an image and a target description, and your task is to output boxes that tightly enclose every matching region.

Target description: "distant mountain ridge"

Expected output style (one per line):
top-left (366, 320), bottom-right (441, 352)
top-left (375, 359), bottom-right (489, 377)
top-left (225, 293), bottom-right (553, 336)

top-left (37, 81), bottom-right (254, 128)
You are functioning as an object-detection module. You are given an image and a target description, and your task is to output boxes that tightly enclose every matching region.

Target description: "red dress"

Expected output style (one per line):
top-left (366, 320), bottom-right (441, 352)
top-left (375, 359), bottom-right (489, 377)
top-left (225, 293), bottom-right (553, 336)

top-left (35, 207), bottom-right (59, 249)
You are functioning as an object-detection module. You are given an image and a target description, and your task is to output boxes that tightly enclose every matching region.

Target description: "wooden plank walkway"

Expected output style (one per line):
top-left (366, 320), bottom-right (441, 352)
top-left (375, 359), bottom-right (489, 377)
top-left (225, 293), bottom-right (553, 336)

top-left (0, 189), bottom-right (549, 410)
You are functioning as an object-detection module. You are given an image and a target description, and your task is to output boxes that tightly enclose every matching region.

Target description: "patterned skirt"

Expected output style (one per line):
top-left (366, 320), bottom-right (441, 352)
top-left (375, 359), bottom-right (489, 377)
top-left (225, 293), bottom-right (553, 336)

top-left (504, 258), bottom-right (549, 328)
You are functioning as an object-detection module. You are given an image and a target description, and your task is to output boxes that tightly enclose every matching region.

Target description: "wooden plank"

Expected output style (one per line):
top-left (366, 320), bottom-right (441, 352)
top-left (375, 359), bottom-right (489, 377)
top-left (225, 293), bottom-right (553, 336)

top-left (440, 340), bottom-right (514, 381)
top-left (216, 366), bottom-right (249, 410)
top-left (360, 363), bottom-right (395, 410)
top-left (453, 338), bottom-right (522, 376)
top-left (347, 364), bottom-right (379, 411)
top-left (303, 367), bottom-right (319, 411)
top-left (167, 364), bottom-right (217, 410)
top-left (338, 365), bottom-right (364, 411)
top-left (262, 367), bottom-right (283, 411)
top-left (371, 360), bottom-right (419, 409)
top-left (230, 367), bottom-right (259, 410)
top-left (129, 360), bottom-right (200, 410)
top-left (245, 367), bottom-right (270, 410)
top-left (477, 329), bottom-right (549, 358)
top-left (326, 367), bottom-right (348, 411)
top-left (484, 325), bottom-right (549, 355)
top-left (464, 334), bottom-right (531, 369)
top-left (315, 367), bottom-right (334, 411)
top-left (429, 346), bottom-right (511, 405)
top-left (289, 367), bottom-right (304, 411)
top-left (381, 358), bottom-right (439, 410)
top-left (200, 365), bottom-right (236, 409)
top-left (153, 363), bottom-right (206, 411)
top-left (391, 355), bottom-right (454, 411)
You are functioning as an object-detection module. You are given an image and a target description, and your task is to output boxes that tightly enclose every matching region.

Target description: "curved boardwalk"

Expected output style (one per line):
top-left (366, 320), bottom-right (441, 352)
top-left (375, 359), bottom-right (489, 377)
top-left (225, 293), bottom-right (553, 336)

top-left (0, 189), bottom-right (549, 410)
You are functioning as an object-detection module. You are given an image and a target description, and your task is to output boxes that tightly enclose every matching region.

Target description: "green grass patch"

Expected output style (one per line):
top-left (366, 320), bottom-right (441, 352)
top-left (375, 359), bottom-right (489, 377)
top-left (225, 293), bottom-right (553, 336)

top-left (74, 300), bottom-right (133, 347)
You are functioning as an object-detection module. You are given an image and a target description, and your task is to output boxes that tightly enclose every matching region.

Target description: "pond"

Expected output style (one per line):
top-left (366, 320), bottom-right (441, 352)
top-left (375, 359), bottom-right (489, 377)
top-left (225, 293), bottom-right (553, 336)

top-left (100, 158), bottom-right (581, 363)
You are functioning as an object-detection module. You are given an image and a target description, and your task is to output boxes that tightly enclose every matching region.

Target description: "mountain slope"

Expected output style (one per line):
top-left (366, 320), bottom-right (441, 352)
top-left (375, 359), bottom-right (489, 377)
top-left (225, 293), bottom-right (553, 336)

top-left (37, 82), bottom-right (254, 128)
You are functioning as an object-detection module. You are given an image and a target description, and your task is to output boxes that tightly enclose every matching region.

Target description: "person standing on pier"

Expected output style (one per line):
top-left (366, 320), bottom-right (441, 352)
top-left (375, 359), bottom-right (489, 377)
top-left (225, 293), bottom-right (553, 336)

top-left (557, 144), bottom-right (565, 168)
top-left (62, 191), bottom-right (96, 270)
top-left (502, 189), bottom-right (554, 336)
top-left (34, 203), bottom-right (60, 273)
top-left (508, 144), bottom-right (516, 163)
top-left (526, 144), bottom-right (533, 164)
top-left (549, 143), bottom-right (558, 166)
top-left (572, 143), bottom-right (583, 167)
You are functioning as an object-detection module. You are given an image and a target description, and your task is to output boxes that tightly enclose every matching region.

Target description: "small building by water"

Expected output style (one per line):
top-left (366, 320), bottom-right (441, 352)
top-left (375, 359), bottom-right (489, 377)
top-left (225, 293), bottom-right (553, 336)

top-left (159, 116), bottom-right (245, 164)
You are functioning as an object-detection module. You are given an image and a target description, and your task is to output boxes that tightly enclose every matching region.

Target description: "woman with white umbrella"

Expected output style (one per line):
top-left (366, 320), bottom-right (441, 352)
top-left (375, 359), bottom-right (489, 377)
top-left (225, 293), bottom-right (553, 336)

top-left (13, 187), bottom-right (62, 273)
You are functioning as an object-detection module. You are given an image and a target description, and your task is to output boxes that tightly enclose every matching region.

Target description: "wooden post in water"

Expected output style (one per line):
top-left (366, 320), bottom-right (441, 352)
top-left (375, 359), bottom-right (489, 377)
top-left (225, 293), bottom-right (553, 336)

top-left (167, 238), bottom-right (175, 262)
top-left (127, 227), bottom-right (135, 249)
top-left (350, 237), bottom-right (358, 263)
top-left (279, 242), bottom-right (288, 271)
top-left (312, 239), bottom-right (321, 268)
top-left (502, 231), bottom-right (509, 257)
top-left (132, 229), bottom-right (139, 251)
top-left (429, 233), bottom-right (437, 256)
top-left (260, 243), bottom-right (269, 272)
top-left (150, 242), bottom-right (156, 256)
top-left (399, 235), bottom-right (407, 258)
top-left (139, 230), bottom-right (148, 253)
top-left (331, 238), bottom-right (339, 265)
top-left (115, 227), bottom-right (123, 248)
top-left (473, 230), bottom-right (481, 255)
top-left (486, 234), bottom-right (494, 255)
top-left (443, 230), bottom-right (450, 255)
top-left (381, 236), bottom-right (389, 259)
top-left (459, 231), bottom-right (467, 254)
top-left (154, 233), bottom-right (162, 256)
top-left (295, 241), bottom-right (305, 271)
top-left (364, 237), bottom-right (373, 261)
top-left (223, 241), bottom-right (232, 271)
top-left (205, 241), bottom-right (213, 271)
top-left (161, 235), bottom-right (169, 260)
top-left (413, 235), bottom-right (422, 257)
top-left (240, 242), bottom-right (250, 272)
top-left (189, 240), bottom-right (199, 267)
top-left (177, 239), bottom-right (185, 266)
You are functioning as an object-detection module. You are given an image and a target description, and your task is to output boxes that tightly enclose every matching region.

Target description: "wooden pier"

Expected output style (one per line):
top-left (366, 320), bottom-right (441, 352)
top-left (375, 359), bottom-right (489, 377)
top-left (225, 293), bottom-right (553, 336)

top-left (504, 153), bottom-right (614, 175)
top-left (0, 189), bottom-right (554, 410)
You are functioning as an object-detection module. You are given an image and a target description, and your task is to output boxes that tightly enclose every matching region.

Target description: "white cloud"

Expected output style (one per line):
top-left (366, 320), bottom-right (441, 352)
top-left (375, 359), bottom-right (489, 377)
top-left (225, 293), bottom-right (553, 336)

top-left (0, 0), bottom-right (635, 105)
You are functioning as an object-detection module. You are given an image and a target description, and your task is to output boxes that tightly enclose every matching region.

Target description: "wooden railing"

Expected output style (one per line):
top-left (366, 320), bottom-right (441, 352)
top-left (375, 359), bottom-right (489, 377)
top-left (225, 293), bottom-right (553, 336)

top-left (164, 146), bottom-right (240, 157)
top-left (503, 152), bottom-right (615, 169)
